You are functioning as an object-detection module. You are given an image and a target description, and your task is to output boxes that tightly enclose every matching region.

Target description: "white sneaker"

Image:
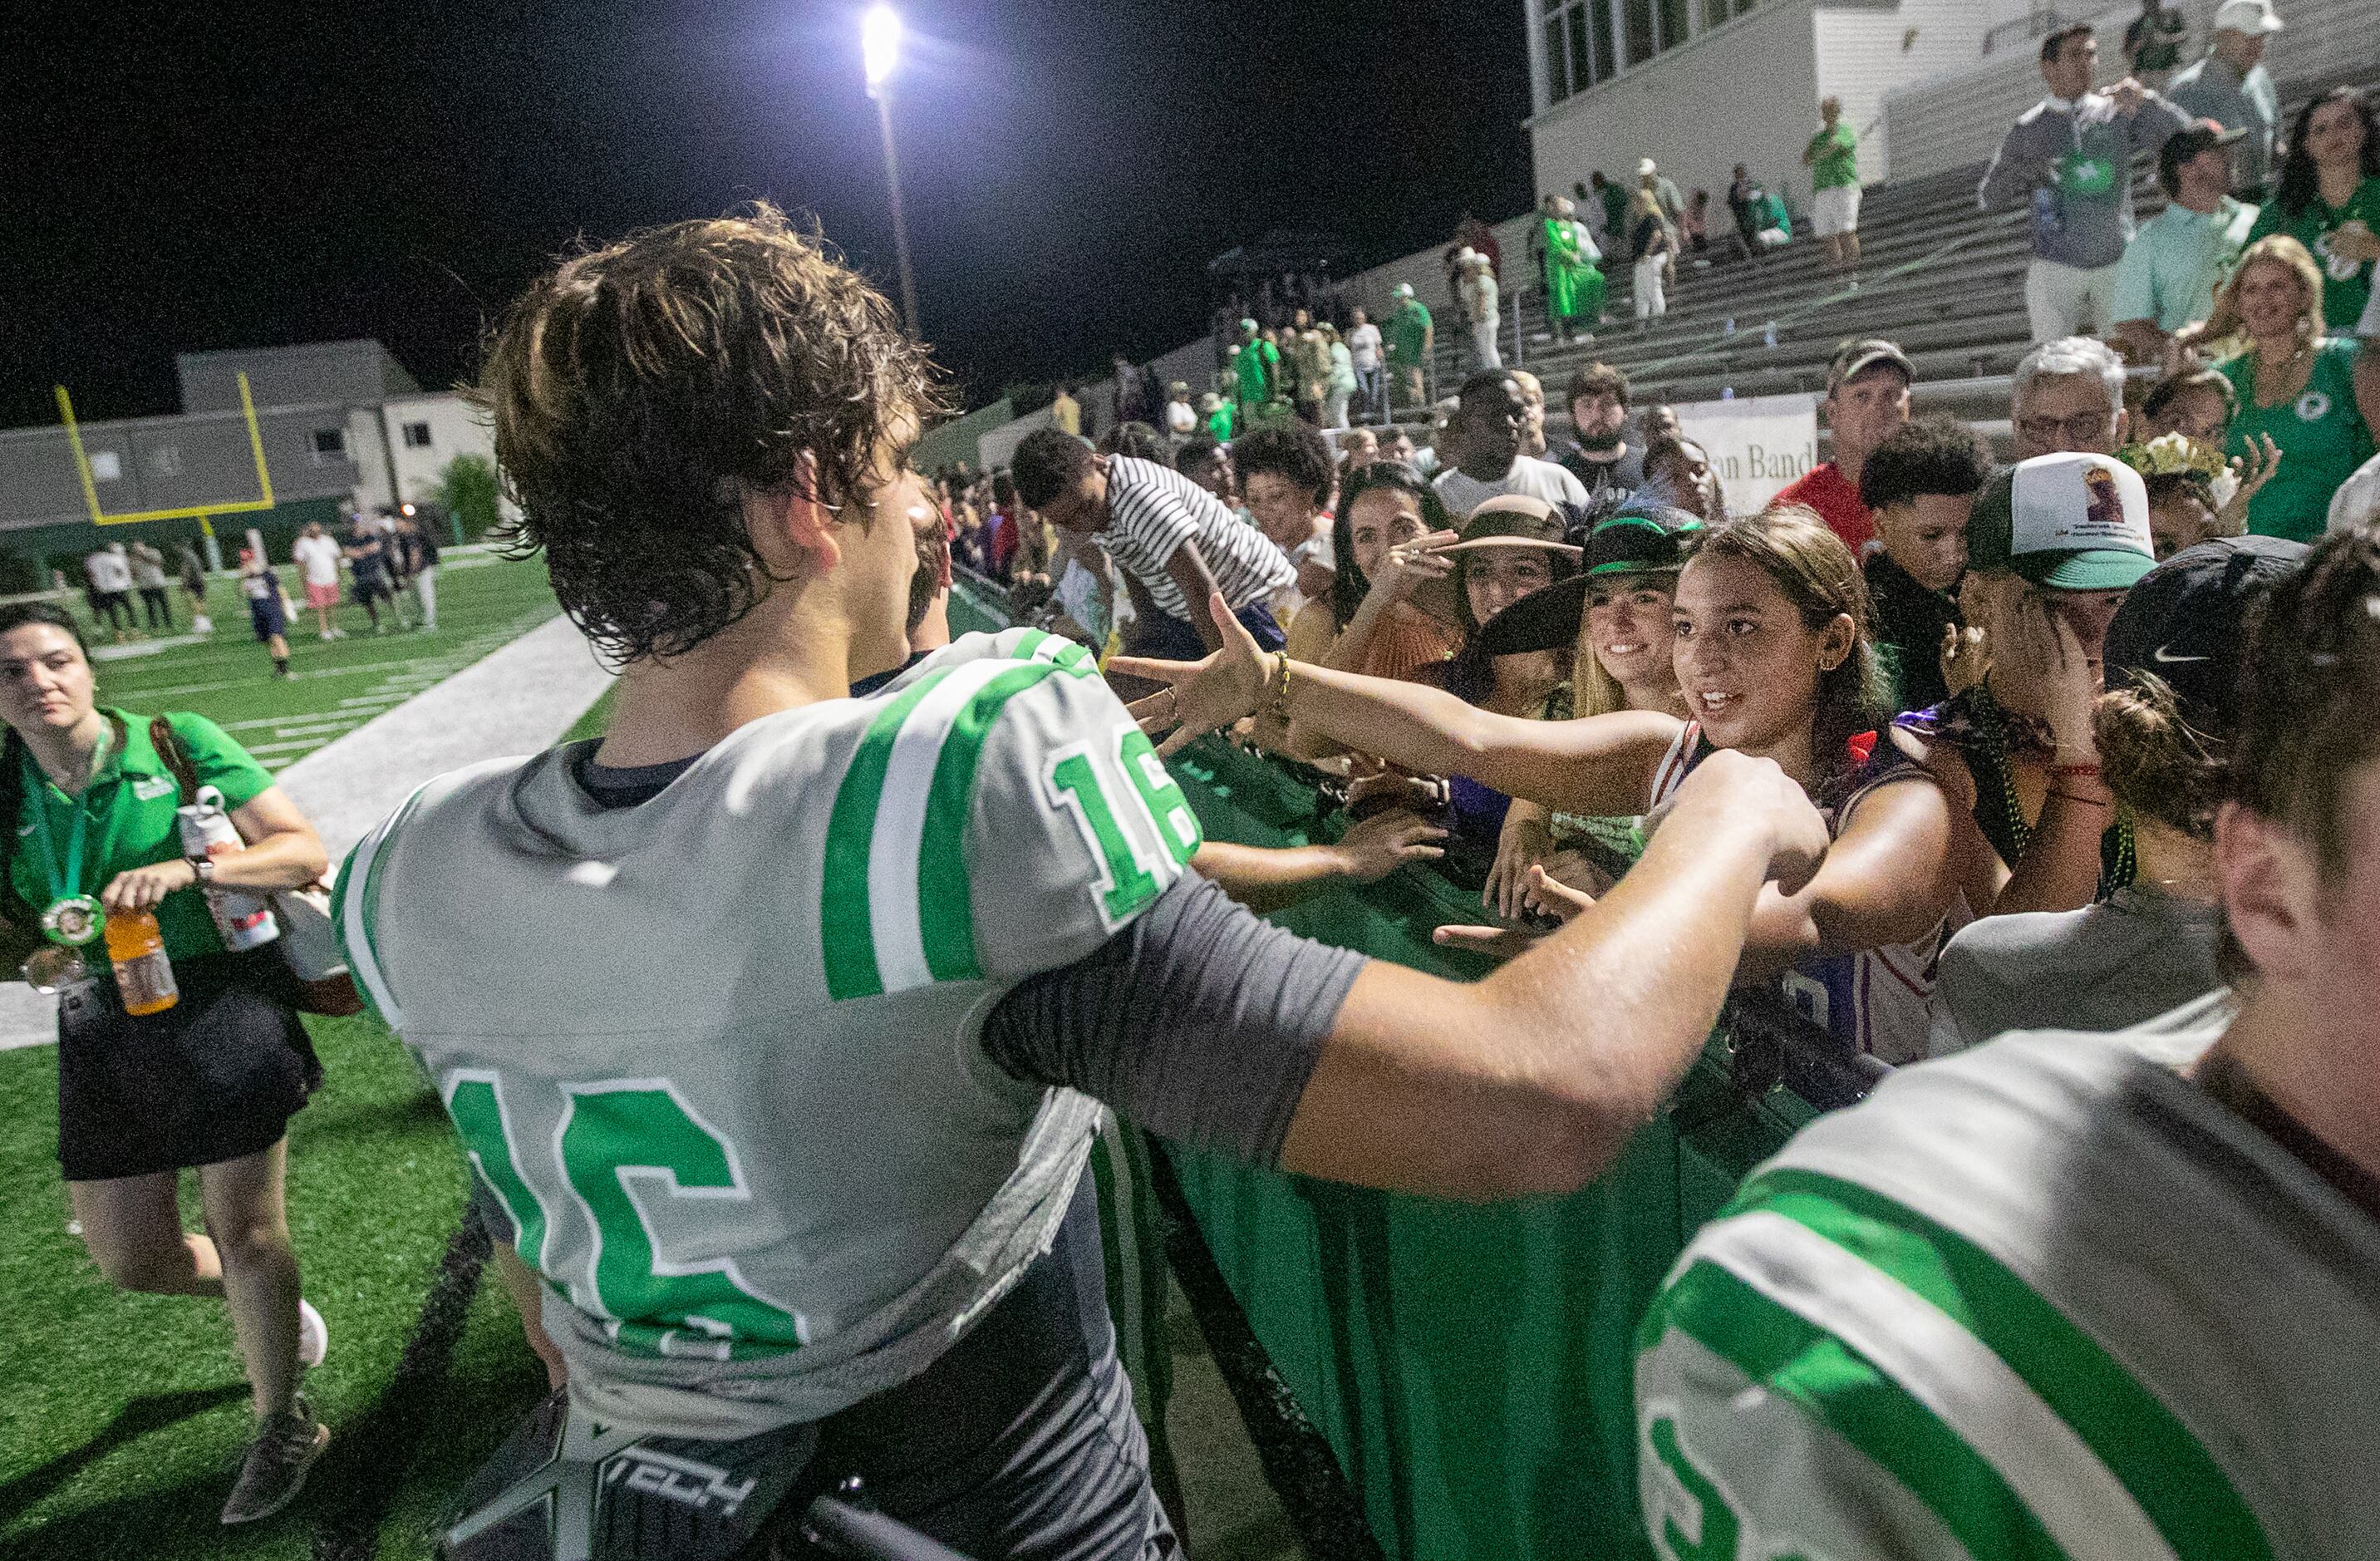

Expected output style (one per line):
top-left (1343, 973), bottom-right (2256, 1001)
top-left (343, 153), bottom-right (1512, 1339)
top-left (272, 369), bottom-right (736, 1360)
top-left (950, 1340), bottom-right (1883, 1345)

top-left (298, 1298), bottom-right (328, 1369)
top-left (319, 631), bottom-right (334, 642)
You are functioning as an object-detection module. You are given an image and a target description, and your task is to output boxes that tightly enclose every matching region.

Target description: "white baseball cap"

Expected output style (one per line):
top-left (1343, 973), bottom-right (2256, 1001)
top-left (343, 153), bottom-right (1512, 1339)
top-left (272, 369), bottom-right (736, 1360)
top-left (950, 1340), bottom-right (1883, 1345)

top-left (1970, 452), bottom-right (2156, 590)
top-left (1636, 158), bottom-right (1658, 177)
top-left (1391, 282), bottom-right (1415, 298)
top-left (2212, 0), bottom-right (2282, 35)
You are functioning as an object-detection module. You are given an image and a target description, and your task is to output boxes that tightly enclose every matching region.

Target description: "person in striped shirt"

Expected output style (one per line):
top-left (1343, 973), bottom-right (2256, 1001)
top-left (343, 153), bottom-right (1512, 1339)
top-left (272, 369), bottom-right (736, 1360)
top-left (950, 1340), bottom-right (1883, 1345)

top-left (1011, 426), bottom-right (1295, 661)
top-left (336, 204), bottom-right (1830, 1558)
top-left (1635, 523), bottom-right (2380, 1559)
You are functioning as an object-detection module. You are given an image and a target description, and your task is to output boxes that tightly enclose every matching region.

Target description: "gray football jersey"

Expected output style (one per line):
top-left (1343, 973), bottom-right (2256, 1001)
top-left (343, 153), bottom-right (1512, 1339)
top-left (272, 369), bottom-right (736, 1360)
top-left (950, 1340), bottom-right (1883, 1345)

top-left (334, 628), bottom-right (1203, 1430)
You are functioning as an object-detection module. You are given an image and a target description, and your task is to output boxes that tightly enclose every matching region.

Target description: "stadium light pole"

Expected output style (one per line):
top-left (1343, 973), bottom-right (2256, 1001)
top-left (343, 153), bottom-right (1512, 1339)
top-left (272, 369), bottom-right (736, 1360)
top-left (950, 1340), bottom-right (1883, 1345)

top-left (862, 5), bottom-right (922, 337)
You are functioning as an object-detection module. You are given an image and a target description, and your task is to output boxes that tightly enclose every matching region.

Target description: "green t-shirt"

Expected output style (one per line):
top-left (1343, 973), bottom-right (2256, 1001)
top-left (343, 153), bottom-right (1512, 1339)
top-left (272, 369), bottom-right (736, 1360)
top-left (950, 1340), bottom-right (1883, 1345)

top-left (2221, 337), bottom-right (2378, 543)
top-left (1808, 122), bottom-right (1859, 190)
top-left (1387, 300), bottom-right (1432, 364)
top-left (10, 710), bottom-right (276, 965)
top-left (2247, 176), bottom-right (2380, 332)
top-left (1206, 402), bottom-right (1235, 441)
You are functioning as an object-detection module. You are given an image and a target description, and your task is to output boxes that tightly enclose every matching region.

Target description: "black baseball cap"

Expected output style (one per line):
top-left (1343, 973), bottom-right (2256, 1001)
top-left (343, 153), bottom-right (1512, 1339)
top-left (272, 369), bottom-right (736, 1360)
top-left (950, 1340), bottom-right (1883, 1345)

top-left (1476, 506), bottom-right (1704, 656)
top-left (2102, 534), bottom-right (2305, 734)
top-left (2157, 117), bottom-right (2247, 195)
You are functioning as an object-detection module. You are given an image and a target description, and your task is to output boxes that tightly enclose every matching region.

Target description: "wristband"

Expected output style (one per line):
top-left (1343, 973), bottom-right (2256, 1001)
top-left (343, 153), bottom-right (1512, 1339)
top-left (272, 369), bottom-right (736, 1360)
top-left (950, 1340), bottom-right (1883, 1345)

top-left (188, 855), bottom-right (215, 885)
top-left (1265, 653), bottom-right (1294, 728)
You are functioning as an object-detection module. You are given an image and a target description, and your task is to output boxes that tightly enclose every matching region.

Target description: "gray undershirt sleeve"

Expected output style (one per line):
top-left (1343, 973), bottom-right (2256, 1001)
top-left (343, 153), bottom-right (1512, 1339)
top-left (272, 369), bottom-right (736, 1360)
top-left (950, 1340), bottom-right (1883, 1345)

top-left (980, 872), bottom-right (1368, 1168)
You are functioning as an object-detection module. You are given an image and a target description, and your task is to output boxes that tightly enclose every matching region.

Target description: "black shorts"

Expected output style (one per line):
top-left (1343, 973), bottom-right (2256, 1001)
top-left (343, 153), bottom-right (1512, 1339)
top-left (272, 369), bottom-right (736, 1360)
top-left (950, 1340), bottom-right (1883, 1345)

top-left (56, 949), bottom-right (322, 1182)
top-left (248, 593), bottom-right (288, 642)
top-left (352, 574), bottom-right (391, 603)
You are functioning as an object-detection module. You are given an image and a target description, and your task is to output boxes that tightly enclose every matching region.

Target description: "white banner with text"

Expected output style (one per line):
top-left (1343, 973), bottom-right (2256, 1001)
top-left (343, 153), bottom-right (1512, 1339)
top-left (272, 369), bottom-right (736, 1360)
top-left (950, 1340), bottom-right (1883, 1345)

top-left (1672, 392), bottom-right (1820, 514)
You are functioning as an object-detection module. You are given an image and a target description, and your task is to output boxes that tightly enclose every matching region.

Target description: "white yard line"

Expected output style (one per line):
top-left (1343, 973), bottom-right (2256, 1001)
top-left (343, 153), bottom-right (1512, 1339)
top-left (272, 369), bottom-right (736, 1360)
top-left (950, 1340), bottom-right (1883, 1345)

top-left (0, 615), bottom-right (614, 1050)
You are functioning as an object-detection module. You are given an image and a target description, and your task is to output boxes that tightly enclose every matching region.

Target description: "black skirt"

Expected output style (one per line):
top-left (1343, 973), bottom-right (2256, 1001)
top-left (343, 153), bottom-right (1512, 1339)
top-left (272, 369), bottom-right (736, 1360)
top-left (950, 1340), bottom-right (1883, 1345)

top-left (55, 948), bottom-right (322, 1183)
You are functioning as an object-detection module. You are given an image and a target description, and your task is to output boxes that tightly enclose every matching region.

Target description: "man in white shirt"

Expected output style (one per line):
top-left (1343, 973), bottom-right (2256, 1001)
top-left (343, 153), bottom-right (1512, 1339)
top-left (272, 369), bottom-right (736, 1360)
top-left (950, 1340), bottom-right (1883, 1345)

top-left (1163, 380), bottom-right (1197, 439)
top-left (1431, 372), bottom-right (1591, 520)
top-left (289, 521), bottom-right (347, 640)
top-left (1346, 305), bottom-right (1385, 426)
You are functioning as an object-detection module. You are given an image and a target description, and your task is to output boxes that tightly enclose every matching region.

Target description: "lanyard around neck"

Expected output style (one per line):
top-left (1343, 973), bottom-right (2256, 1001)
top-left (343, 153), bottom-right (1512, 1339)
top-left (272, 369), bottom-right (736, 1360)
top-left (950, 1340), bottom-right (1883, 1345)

top-left (22, 723), bottom-right (111, 905)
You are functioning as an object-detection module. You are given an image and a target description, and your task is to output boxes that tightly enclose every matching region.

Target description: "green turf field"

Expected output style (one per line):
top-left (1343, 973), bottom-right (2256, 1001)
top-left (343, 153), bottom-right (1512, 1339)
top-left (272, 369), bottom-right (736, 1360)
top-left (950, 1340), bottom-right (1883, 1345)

top-left (70, 551), bottom-right (563, 771)
top-left (0, 556), bottom-right (588, 1559)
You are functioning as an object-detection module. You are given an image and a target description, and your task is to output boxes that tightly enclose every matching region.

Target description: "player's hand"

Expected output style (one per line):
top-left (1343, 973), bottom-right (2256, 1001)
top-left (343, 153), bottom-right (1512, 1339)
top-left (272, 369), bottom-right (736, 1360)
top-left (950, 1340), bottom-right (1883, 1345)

top-left (101, 859), bottom-right (199, 915)
top-left (1329, 810), bottom-right (1447, 884)
top-left (2107, 76), bottom-right (2148, 115)
top-left (1655, 750), bottom-right (1829, 896)
top-left (1114, 592), bottom-right (1272, 756)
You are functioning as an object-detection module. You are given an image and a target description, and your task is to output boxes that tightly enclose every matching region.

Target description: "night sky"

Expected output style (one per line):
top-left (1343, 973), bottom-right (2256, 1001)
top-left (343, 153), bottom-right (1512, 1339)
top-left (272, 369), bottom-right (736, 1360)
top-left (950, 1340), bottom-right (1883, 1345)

top-left (2, 1), bottom-right (1532, 429)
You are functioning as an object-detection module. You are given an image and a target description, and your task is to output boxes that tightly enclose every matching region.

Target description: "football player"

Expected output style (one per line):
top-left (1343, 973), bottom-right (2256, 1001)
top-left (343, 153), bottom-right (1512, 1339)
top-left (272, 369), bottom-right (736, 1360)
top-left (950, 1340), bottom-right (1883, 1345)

top-left (335, 205), bottom-right (1824, 1558)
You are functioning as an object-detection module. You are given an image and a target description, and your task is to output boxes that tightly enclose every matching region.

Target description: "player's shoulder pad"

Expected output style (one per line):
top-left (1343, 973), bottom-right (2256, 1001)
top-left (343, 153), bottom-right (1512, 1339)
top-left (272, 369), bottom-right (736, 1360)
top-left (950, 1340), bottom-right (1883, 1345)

top-left (869, 628), bottom-right (1100, 700)
top-left (814, 641), bottom-right (1201, 1002)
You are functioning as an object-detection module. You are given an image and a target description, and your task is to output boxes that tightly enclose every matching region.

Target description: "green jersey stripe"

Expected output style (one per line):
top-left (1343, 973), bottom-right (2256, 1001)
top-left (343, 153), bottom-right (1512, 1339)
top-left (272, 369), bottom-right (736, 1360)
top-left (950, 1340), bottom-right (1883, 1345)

top-left (1738, 1169), bottom-right (2269, 1561)
top-left (1656, 1255), bottom-right (2071, 1561)
top-left (339, 783), bottom-right (433, 1029)
top-left (915, 662), bottom-right (1066, 982)
top-left (821, 671), bottom-right (949, 1000)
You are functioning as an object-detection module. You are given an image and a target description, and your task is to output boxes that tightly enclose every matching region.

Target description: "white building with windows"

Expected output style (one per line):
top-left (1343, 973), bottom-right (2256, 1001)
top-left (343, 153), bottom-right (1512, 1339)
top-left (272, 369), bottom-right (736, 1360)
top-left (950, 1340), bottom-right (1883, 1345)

top-left (1523, 0), bottom-right (2047, 225)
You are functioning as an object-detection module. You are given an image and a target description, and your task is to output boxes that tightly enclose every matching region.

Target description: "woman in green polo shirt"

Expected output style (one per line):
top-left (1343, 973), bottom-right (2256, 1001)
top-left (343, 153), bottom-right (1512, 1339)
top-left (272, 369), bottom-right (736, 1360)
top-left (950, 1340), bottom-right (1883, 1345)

top-left (2207, 237), bottom-right (2380, 542)
top-left (0, 602), bottom-right (337, 1524)
top-left (2247, 86), bottom-right (2380, 332)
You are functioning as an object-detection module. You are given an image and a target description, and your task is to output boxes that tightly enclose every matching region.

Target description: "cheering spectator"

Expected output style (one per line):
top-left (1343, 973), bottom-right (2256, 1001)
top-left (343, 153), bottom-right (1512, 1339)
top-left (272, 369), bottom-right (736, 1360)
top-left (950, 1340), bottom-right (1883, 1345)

top-left (1283, 461), bottom-right (1463, 681)
top-left (1803, 96), bottom-right (1863, 272)
top-left (1163, 380), bottom-right (1197, 439)
top-left (1639, 158), bottom-right (1686, 239)
top-left (1199, 391), bottom-right (1233, 443)
top-left (2193, 236), bottom-right (2379, 540)
top-left (237, 545), bottom-right (294, 679)
top-left (2124, 0), bottom-right (2191, 88)
top-left (1012, 428), bottom-right (1293, 658)
top-left (2121, 432), bottom-right (2254, 557)
top-left (1589, 171), bottom-right (1630, 261)
top-left (2011, 335), bottom-right (2130, 459)
top-left (1981, 23), bottom-right (2191, 342)
top-left (1630, 188), bottom-right (1672, 320)
top-left (1385, 284), bottom-right (1433, 412)
top-left (1230, 319), bottom-right (1275, 426)
top-left (2166, 0), bottom-right (2283, 199)
top-left (1728, 165), bottom-right (1792, 257)
top-left (1934, 534), bottom-right (2293, 1056)
top-left (1432, 372), bottom-right (1592, 519)
top-left (1858, 416), bottom-right (1994, 713)
top-left (2249, 86), bottom-right (2380, 331)
top-left (1682, 190), bottom-right (1711, 256)
top-left (1541, 195), bottom-right (1604, 343)
top-left (1455, 210), bottom-right (1501, 280)
top-left (1641, 435), bottom-right (1726, 524)
top-left (1234, 423), bottom-right (1337, 621)
top-left (343, 511), bottom-right (409, 633)
top-left (1346, 305), bottom-right (1386, 425)
top-left (398, 515), bottom-right (440, 631)
top-left (1510, 370), bottom-right (1551, 460)
top-left (1189, 505), bottom-right (1964, 1066)
top-left (1320, 324), bottom-right (1356, 431)
top-left (1377, 425), bottom-right (1419, 470)
top-left (2113, 119), bottom-right (2260, 362)
top-left (1050, 383), bottom-right (1082, 437)
top-left (1560, 362), bottom-right (1646, 497)
top-left (2142, 364), bottom-right (2238, 441)
top-left (1457, 250), bottom-right (1502, 371)
top-left (1174, 435), bottom-right (1233, 504)
top-left (1775, 338), bottom-right (1913, 553)
top-left (1897, 454), bottom-right (2156, 920)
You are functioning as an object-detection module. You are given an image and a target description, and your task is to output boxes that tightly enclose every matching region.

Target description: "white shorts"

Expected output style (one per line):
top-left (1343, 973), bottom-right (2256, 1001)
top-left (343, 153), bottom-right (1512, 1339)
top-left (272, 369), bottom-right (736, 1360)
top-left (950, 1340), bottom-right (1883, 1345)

top-left (1811, 184), bottom-right (1861, 238)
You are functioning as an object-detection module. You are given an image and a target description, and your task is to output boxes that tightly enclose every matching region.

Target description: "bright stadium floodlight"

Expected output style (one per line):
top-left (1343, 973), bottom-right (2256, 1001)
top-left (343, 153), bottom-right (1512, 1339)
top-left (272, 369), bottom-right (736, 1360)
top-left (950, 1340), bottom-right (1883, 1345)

top-left (862, 5), bottom-right (902, 91)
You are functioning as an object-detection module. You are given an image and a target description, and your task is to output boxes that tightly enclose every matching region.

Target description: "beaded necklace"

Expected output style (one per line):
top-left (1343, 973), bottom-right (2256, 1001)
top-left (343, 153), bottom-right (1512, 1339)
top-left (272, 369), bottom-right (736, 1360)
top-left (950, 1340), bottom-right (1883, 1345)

top-left (1967, 684), bottom-right (2137, 894)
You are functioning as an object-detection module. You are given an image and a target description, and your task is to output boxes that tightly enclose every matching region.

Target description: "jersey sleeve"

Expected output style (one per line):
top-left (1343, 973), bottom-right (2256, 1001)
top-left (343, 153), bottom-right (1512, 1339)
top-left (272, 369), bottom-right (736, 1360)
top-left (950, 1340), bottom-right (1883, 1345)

top-left (162, 712), bottom-right (278, 811)
top-left (816, 642), bottom-right (1202, 1000)
top-left (962, 657), bottom-right (1203, 980)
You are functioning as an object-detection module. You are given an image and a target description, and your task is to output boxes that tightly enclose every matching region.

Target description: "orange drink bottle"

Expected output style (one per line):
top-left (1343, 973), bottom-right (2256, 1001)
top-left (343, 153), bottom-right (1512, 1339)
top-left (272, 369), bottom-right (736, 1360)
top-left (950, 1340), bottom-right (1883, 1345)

top-left (104, 909), bottom-right (178, 1016)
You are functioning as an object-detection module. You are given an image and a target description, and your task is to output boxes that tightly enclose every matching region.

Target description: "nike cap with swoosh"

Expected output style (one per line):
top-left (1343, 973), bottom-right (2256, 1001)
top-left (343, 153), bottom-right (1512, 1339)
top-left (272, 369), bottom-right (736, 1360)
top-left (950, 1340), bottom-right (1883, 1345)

top-left (2103, 534), bottom-right (2308, 733)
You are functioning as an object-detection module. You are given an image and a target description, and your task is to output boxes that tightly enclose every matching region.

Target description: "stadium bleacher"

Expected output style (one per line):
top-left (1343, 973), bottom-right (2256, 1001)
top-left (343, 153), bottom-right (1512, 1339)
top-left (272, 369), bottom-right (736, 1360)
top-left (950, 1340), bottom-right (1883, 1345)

top-left (1425, 64), bottom-right (2380, 452)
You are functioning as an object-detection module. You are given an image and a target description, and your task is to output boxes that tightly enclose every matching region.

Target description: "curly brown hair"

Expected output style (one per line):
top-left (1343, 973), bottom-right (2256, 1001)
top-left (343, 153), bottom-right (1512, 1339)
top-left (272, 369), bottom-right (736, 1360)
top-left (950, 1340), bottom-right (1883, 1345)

top-left (477, 203), bottom-right (946, 662)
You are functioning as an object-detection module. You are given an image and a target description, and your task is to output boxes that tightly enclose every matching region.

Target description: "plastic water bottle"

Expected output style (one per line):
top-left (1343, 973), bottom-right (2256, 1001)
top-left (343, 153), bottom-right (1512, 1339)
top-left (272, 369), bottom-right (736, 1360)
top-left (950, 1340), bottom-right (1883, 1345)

top-left (1723, 318), bottom-right (1736, 335)
top-left (177, 785), bottom-right (280, 951)
top-left (1721, 387), bottom-right (1736, 401)
top-left (105, 910), bottom-right (178, 1016)
top-left (1763, 323), bottom-right (1778, 349)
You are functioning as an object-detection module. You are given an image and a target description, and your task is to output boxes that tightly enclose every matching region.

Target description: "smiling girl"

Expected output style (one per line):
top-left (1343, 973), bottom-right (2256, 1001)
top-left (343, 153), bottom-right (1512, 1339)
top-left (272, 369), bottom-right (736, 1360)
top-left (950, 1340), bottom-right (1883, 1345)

top-left (1122, 505), bottom-right (1964, 1063)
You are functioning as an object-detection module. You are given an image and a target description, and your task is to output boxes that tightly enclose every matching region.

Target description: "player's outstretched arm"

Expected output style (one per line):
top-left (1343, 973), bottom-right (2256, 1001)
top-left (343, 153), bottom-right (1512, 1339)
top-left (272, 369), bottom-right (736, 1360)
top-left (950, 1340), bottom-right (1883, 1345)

top-left (1278, 749), bottom-right (1826, 1199)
